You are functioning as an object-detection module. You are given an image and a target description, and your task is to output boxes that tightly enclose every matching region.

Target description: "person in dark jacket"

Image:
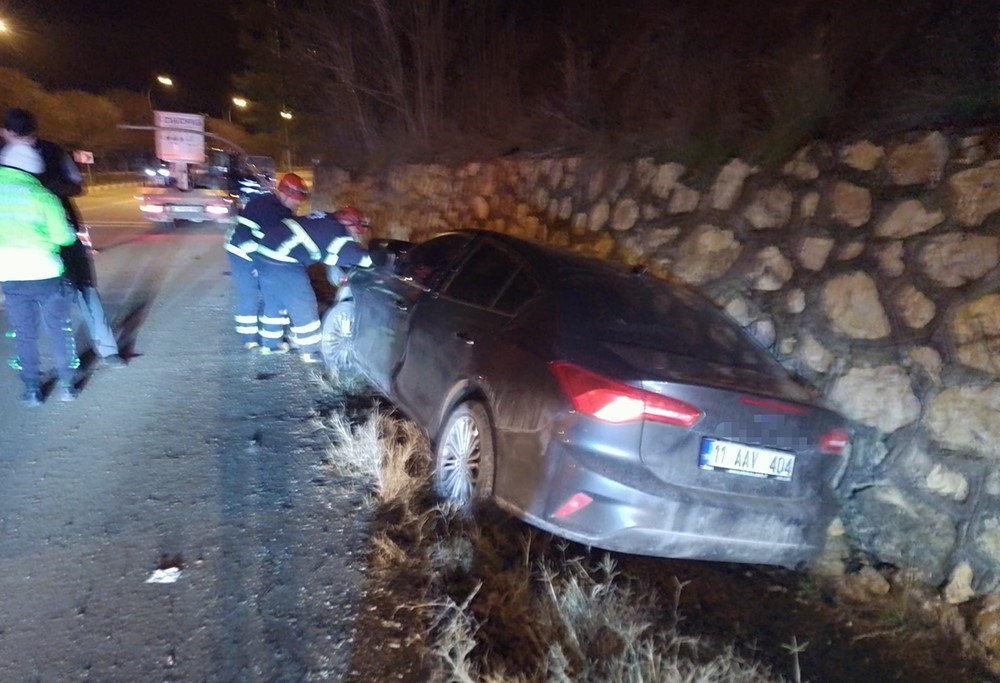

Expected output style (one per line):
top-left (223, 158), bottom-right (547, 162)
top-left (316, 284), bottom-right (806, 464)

top-left (224, 172), bottom-right (308, 349)
top-left (1, 108), bottom-right (126, 369)
top-left (255, 208), bottom-right (372, 363)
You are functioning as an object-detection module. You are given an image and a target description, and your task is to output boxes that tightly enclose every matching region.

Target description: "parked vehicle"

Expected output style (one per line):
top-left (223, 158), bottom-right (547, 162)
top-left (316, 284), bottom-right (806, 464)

top-left (322, 230), bottom-right (850, 568)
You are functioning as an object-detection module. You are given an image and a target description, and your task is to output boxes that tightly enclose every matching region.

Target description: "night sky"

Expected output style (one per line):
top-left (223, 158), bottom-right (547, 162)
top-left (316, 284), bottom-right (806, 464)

top-left (0, 0), bottom-right (242, 116)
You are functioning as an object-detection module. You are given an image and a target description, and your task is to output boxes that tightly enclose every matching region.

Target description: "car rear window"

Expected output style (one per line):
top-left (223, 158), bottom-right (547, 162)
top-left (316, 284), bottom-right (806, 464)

top-left (562, 271), bottom-right (775, 371)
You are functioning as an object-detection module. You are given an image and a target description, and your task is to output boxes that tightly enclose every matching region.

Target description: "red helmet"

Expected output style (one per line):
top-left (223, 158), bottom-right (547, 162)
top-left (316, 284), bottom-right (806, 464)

top-left (277, 173), bottom-right (309, 198)
top-left (334, 207), bottom-right (369, 237)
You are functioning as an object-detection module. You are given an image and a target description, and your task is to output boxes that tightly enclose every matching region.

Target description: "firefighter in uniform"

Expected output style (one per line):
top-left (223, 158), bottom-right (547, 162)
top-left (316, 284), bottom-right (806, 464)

top-left (254, 208), bottom-right (372, 363)
top-left (224, 172), bottom-right (308, 349)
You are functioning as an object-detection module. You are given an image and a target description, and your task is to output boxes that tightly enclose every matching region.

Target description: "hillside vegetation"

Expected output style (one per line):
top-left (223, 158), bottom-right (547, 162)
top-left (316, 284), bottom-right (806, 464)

top-left (275, 0), bottom-right (997, 172)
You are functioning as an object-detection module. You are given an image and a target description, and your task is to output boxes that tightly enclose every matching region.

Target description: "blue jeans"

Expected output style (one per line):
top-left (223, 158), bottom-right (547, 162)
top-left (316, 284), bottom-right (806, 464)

top-left (2, 277), bottom-right (76, 386)
top-left (72, 283), bottom-right (118, 358)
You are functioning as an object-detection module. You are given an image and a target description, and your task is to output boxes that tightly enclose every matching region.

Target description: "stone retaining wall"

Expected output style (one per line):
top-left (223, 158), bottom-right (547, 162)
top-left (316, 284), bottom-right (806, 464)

top-left (313, 128), bottom-right (1000, 601)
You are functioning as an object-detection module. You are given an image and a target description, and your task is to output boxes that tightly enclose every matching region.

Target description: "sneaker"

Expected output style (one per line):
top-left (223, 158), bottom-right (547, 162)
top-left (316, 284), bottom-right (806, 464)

top-left (259, 343), bottom-right (290, 355)
top-left (242, 341), bottom-right (260, 351)
top-left (21, 385), bottom-right (42, 407)
top-left (55, 382), bottom-right (78, 402)
top-left (101, 354), bottom-right (127, 369)
top-left (299, 352), bottom-right (322, 364)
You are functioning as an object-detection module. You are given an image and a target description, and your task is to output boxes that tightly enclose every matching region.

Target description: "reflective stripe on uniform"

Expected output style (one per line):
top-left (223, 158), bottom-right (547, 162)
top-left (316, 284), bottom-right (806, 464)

top-left (234, 315), bottom-right (258, 335)
top-left (259, 328), bottom-right (285, 340)
top-left (290, 320), bottom-right (321, 335)
top-left (283, 219), bottom-right (322, 262)
top-left (224, 242), bottom-right (254, 260)
top-left (289, 319), bottom-right (322, 347)
top-left (238, 215), bottom-right (264, 240)
top-left (255, 245), bottom-right (298, 263)
top-left (320, 236), bottom-right (354, 266)
top-left (260, 314), bottom-right (290, 325)
top-left (294, 331), bottom-right (322, 346)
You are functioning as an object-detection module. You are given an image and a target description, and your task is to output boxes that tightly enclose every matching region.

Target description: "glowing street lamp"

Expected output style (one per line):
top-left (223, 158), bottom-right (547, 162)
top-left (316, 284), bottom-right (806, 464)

top-left (0, 19), bottom-right (9, 33)
top-left (228, 96), bottom-right (248, 123)
top-left (147, 74), bottom-right (174, 111)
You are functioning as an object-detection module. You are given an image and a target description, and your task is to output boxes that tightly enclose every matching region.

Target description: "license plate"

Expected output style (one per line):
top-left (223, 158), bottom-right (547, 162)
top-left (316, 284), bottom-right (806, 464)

top-left (699, 438), bottom-right (795, 480)
top-left (172, 205), bottom-right (201, 213)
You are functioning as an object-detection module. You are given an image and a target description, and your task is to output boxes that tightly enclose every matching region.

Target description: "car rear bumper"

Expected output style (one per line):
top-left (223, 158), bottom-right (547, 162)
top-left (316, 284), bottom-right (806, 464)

top-left (511, 446), bottom-right (836, 569)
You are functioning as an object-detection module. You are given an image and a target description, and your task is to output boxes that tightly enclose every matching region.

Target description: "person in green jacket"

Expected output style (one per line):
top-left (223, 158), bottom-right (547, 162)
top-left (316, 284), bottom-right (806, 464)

top-left (0, 142), bottom-right (79, 406)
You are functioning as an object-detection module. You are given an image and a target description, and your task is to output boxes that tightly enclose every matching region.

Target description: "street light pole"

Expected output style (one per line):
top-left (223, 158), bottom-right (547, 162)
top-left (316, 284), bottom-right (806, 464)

top-left (280, 109), bottom-right (293, 171)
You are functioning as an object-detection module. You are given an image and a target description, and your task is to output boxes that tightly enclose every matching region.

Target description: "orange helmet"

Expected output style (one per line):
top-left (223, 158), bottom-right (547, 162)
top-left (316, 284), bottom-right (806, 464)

top-left (334, 207), bottom-right (369, 237)
top-left (277, 173), bottom-right (309, 198)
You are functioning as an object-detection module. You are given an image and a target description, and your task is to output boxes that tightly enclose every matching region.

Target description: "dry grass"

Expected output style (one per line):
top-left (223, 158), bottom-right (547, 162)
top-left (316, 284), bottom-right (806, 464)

top-left (323, 408), bottom-right (430, 505)
top-left (322, 405), bottom-right (792, 682)
top-left (429, 551), bottom-right (788, 683)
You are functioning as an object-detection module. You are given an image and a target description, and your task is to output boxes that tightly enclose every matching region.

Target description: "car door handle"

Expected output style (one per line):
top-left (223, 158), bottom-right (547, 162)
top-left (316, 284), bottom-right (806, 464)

top-left (393, 299), bottom-right (409, 311)
top-left (455, 331), bottom-right (474, 346)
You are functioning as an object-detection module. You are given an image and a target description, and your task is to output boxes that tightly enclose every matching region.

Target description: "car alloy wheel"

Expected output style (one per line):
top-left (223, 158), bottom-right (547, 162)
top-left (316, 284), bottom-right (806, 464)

top-left (434, 401), bottom-right (495, 510)
top-left (320, 298), bottom-right (365, 389)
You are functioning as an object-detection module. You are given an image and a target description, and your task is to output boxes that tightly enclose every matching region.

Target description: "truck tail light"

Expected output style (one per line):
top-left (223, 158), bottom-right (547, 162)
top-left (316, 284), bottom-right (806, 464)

top-left (549, 362), bottom-right (703, 428)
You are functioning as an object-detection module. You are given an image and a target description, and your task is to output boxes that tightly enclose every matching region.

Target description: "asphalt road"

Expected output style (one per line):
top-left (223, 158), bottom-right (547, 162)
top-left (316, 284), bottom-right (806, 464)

top-left (0, 212), bottom-right (370, 681)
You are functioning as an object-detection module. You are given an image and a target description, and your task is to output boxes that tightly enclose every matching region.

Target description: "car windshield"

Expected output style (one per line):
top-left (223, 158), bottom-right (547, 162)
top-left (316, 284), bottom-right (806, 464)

top-left (560, 270), bottom-right (775, 372)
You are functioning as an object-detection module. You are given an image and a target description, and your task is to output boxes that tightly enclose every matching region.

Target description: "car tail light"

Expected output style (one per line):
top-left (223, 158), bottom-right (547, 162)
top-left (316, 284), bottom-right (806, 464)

top-left (549, 362), bottom-right (703, 427)
top-left (140, 204), bottom-right (164, 214)
top-left (206, 205), bottom-right (230, 216)
top-left (553, 493), bottom-right (593, 519)
top-left (819, 428), bottom-right (849, 455)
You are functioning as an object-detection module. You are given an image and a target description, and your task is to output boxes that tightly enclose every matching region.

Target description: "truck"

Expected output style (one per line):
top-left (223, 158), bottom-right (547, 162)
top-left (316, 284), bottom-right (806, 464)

top-left (126, 112), bottom-right (275, 225)
top-left (136, 150), bottom-right (275, 224)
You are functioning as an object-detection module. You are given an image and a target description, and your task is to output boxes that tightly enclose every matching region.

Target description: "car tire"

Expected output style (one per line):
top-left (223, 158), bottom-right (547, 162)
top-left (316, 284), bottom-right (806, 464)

top-left (320, 298), bottom-right (365, 390)
top-left (434, 401), bottom-right (495, 511)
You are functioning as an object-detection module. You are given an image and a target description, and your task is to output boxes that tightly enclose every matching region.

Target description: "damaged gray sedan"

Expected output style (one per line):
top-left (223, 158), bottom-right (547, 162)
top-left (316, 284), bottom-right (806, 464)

top-left (321, 229), bottom-right (850, 569)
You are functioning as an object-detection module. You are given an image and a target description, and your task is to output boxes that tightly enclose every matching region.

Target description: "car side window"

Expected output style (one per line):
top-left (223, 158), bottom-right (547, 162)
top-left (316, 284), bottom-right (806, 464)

top-left (494, 267), bottom-right (539, 313)
top-left (398, 234), bottom-right (471, 288)
top-left (443, 242), bottom-right (540, 313)
top-left (442, 242), bottom-right (513, 307)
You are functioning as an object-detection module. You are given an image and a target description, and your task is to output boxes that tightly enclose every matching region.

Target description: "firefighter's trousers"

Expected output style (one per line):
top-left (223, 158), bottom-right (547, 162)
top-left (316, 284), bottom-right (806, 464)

top-left (228, 252), bottom-right (263, 346)
top-left (255, 257), bottom-right (321, 353)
